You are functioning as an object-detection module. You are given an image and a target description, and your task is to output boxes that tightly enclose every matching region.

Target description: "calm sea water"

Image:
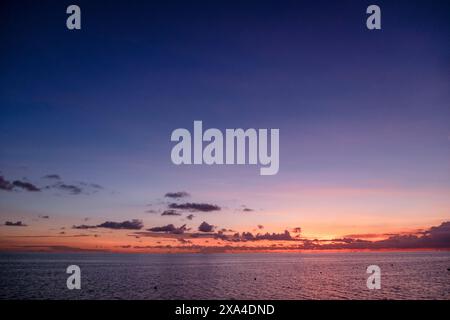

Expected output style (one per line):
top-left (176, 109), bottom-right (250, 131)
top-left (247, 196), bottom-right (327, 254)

top-left (0, 251), bottom-right (449, 299)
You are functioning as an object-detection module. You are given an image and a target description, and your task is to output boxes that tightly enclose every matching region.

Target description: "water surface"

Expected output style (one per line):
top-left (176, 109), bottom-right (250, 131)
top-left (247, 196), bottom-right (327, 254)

top-left (0, 251), bottom-right (449, 299)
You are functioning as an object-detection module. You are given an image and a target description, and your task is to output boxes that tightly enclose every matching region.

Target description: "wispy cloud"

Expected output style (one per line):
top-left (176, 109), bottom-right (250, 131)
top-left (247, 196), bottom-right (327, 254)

top-left (4, 221), bottom-right (27, 227)
top-left (72, 224), bottom-right (98, 230)
top-left (228, 230), bottom-right (293, 241)
top-left (52, 183), bottom-right (83, 195)
top-left (0, 176), bottom-right (14, 191)
top-left (15, 245), bottom-right (105, 252)
top-left (1, 173), bottom-right (105, 195)
top-left (42, 174), bottom-right (61, 180)
top-left (1, 176), bottom-right (40, 192)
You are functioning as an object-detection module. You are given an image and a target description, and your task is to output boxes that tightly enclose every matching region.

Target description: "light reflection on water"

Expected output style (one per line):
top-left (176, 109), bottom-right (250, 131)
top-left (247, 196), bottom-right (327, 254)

top-left (0, 251), bottom-right (449, 299)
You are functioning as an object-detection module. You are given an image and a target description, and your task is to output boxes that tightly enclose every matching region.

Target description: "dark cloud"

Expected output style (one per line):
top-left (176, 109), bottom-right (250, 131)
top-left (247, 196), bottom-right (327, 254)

top-left (12, 180), bottom-right (40, 192)
top-left (257, 225), bottom-right (264, 229)
top-left (73, 219), bottom-right (143, 230)
top-left (2, 175), bottom-right (103, 195)
top-left (0, 176), bottom-right (14, 191)
top-left (145, 209), bottom-right (158, 214)
top-left (169, 202), bottom-right (220, 212)
top-left (243, 208), bottom-right (253, 212)
top-left (147, 224), bottom-right (176, 232)
top-left (343, 233), bottom-right (382, 239)
top-left (1, 176), bottom-right (40, 192)
top-left (372, 221), bottom-right (450, 249)
top-left (147, 224), bottom-right (187, 234)
top-left (228, 230), bottom-right (292, 241)
top-left (236, 232), bottom-right (255, 241)
top-left (72, 224), bottom-right (98, 229)
top-left (4, 221), bottom-right (27, 227)
top-left (186, 214), bottom-right (195, 220)
top-left (43, 174), bottom-right (61, 180)
top-left (161, 210), bottom-right (181, 216)
top-left (97, 219), bottom-right (143, 230)
top-left (198, 221), bottom-right (215, 232)
top-left (39, 215), bottom-right (50, 219)
top-left (164, 191), bottom-right (190, 199)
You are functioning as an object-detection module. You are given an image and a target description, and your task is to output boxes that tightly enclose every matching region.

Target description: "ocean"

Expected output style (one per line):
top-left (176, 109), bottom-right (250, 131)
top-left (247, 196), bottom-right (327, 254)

top-left (0, 251), bottom-right (449, 299)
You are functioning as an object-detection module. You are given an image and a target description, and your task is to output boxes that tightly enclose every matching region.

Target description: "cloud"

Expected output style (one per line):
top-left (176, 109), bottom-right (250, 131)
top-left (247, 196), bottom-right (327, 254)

top-left (198, 221), bottom-right (215, 232)
top-left (42, 174), bottom-right (61, 180)
top-left (19, 221), bottom-right (447, 253)
top-left (304, 221), bottom-right (450, 250)
top-left (39, 215), bottom-right (50, 219)
top-left (54, 183), bottom-right (82, 195)
top-left (97, 219), bottom-right (143, 230)
top-left (46, 180), bottom-right (104, 195)
top-left (9, 234), bottom-right (93, 238)
top-left (73, 219), bottom-right (144, 230)
top-left (12, 180), bottom-right (40, 192)
top-left (147, 224), bottom-right (187, 234)
top-left (169, 202), bottom-right (221, 212)
top-left (256, 231), bottom-right (293, 241)
top-left (343, 233), bottom-right (383, 239)
top-left (164, 191), bottom-right (190, 199)
top-left (257, 225), bottom-right (264, 229)
top-left (1, 176), bottom-right (40, 192)
top-left (161, 210), bottom-right (181, 216)
top-left (72, 224), bottom-right (98, 229)
top-left (4, 221), bottom-right (27, 227)
top-left (1, 175), bottom-right (104, 195)
top-left (88, 183), bottom-right (103, 189)
top-left (186, 214), bottom-right (195, 220)
top-left (242, 208), bottom-right (253, 212)
top-left (0, 176), bottom-right (14, 191)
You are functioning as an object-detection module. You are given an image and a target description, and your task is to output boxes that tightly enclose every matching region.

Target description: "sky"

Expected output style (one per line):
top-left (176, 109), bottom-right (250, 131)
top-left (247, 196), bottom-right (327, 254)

top-left (0, 0), bottom-right (449, 252)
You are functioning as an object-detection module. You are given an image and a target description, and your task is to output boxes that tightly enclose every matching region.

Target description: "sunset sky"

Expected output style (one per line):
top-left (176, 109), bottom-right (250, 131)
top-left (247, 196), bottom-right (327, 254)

top-left (0, 0), bottom-right (449, 252)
